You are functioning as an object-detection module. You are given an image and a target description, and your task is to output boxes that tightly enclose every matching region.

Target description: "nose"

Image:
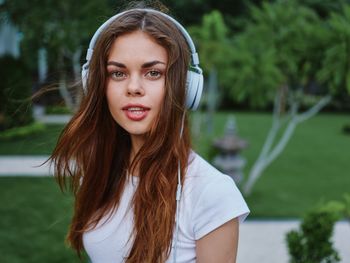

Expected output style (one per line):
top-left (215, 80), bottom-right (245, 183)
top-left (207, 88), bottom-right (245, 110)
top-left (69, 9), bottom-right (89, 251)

top-left (127, 75), bottom-right (144, 96)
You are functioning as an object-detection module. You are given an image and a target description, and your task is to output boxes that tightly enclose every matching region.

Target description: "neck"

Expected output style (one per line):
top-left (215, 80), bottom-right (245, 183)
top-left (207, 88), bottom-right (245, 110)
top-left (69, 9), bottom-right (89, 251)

top-left (129, 134), bottom-right (145, 176)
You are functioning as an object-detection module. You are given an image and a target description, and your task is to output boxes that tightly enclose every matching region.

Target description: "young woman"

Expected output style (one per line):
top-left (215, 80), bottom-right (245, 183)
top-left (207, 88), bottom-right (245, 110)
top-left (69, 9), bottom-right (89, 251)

top-left (50, 6), bottom-right (249, 263)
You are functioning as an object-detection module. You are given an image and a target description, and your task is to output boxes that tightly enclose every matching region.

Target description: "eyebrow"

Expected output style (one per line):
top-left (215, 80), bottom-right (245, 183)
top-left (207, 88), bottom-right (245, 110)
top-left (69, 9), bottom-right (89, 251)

top-left (107, 60), bottom-right (166, 68)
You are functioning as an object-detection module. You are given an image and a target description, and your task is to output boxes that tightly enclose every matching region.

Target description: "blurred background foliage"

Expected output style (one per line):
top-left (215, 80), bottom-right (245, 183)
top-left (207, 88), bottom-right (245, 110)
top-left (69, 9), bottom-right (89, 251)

top-left (0, 55), bottom-right (33, 130)
top-left (1, 0), bottom-right (350, 130)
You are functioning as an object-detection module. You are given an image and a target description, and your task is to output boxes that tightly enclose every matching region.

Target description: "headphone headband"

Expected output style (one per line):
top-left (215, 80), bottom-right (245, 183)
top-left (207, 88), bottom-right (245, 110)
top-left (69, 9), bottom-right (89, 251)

top-left (86, 8), bottom-right (200, 67)
top-left (82, 8), bottom-right (204, 110)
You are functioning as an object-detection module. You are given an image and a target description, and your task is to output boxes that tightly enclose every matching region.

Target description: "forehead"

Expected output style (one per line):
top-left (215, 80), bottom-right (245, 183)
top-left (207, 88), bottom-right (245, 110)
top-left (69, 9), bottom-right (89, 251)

top-left (108, 30), bottom-right (168, 64)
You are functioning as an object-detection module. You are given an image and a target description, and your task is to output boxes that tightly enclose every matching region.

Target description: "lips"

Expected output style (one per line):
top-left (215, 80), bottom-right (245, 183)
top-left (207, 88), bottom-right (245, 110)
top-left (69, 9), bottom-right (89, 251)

top-left (122, 104), bottom-right (150, 121)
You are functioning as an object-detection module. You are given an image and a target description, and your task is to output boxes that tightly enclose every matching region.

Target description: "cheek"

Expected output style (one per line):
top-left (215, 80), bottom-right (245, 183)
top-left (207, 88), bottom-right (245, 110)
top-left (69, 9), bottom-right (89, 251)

top-left (106, 87), bottom-right (121, 116)
top-left (155, 83), bottom-right (166, 108)
top-left (158, 89), bottom-right (166, 106)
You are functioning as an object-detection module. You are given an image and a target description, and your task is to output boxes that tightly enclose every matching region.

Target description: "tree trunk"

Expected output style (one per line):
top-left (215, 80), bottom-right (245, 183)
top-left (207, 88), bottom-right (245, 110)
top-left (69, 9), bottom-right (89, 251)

top-left (58, 51), bottom-right (74, 110)
top-left (38, 48), bottom-right (48, 83)
top-left (72, 47), bottom-right (82, 81)
top-left (58, 71), bottom-right (74, 110)
top-left (206, 68), bottom-right (218, 134)
top-left (72, 47), bottom-right (83, 107)
top-left (242, 94), bottom-right (331, 196)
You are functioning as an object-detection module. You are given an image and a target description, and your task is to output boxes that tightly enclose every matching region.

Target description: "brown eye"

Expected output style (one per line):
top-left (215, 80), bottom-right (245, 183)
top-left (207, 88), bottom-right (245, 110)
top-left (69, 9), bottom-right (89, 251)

top-left (110, 71), bottom-right (126, 80)
top-left (146, 70), bottom-right (162, 79)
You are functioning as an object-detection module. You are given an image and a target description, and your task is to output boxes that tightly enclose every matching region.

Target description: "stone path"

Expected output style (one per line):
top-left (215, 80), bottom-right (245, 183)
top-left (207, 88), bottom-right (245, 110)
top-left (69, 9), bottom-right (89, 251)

top-left (0, 156), bottom-right (53, 176)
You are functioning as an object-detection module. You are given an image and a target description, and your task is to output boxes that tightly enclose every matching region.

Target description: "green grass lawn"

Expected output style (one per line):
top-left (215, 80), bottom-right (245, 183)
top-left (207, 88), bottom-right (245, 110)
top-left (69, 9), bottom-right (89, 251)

top-left (0, 112), bottom-right (349, 262)
top-left (0, 124), bottom-right (64, 155)
top-left (192, 112), bottom-right (350, 218)
top-left (0, 177), bottom-right (81, 263)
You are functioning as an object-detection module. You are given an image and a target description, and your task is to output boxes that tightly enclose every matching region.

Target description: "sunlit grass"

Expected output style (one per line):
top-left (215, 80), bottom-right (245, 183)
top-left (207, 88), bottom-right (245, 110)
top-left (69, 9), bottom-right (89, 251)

top-left (0, 124), bottom-right (64, 155)
top-left (0, 177), bottom-right (80, 263)
top-left (192, 112), bottom-right (350, 217)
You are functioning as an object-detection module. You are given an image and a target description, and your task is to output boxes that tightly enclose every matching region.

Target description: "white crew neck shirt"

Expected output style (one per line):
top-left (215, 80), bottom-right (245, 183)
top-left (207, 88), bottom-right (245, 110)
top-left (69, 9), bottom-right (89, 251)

top-left (83, 152), bottom-right (250, 263)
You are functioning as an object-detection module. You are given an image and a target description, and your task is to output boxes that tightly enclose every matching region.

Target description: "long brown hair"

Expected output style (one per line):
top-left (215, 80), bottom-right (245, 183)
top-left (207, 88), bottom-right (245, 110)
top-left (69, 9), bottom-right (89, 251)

top-left (50, 7), bottom-right (192, 263)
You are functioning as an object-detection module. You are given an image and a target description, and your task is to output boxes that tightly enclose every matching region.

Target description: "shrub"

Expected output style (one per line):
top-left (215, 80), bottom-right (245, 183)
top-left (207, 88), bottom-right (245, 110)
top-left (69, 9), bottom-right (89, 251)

top-left (0, 55), bottom-right (33, 131)
top-left (286, 203), bottom-right (342, 263)
top-left (339, 193), bottom-right (350, 221)
top-left (45, 105), bottom-right (72, 115)
top-left (0, 122), bottom-right (45, 141)
top-left (343, 123), bottom-right (350, 135)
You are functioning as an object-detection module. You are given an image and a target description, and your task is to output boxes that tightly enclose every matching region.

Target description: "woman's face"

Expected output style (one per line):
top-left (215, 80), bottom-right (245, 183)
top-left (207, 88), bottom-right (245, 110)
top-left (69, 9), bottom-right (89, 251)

top-left (106, 30), bottom-right (167, 142)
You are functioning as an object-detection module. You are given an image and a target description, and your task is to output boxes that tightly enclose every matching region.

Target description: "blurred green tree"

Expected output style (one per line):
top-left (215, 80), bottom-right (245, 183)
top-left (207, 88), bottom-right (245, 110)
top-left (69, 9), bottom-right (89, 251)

top-left (2, 0), bottom-right (110, 110)
top-left (296, 0), bottom-right (348, 18)
top-left (190, 10), bottom-right (231, 73)
top-left (189, 10), bottom-right (232, 133)
top-left (318, 4), bottom-right (350, 95)
top-left (225, 0), bottom-right (350, 195)
top-left (160, 0), bottom-right (255, 28)
top-left (319, 4), bottom-right (350, 135)
top-left (0, 56), bottom-right (33, 130)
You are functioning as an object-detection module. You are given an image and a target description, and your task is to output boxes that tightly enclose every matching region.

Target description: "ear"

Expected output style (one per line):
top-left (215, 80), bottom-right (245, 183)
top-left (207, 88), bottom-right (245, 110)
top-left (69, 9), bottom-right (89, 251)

top-left (186, 70), bottom-right (203, 110)
top-left (81, 62), bottom-right (89, 93)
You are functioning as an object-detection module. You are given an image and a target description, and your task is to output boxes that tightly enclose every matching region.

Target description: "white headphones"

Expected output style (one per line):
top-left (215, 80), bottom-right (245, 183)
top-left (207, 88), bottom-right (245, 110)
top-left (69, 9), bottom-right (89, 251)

top-left (81, 8), bottom-right (204, 110)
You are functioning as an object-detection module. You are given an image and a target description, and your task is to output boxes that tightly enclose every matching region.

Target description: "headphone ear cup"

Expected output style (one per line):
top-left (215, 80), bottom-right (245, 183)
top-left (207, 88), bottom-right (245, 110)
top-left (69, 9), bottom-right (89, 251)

top-left (81, 63), bottom-right (89, 94)
top-left (186, 70), bottom-right (204, 110)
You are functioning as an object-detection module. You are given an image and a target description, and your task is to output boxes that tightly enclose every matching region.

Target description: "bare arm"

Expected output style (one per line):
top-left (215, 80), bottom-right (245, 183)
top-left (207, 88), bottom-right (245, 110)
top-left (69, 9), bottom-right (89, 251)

top-left (196, 218), bottom-right (239, 263)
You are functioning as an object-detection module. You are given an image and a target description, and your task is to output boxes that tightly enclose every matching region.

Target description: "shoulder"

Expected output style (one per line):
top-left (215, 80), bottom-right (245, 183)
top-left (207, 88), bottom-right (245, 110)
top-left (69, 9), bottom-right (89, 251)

top-left (186, 151), bottom-right (225, 179)
top-left (182, 151), bottom-right (250, 240)
top-left (185, 151), bottom-right (236, 189)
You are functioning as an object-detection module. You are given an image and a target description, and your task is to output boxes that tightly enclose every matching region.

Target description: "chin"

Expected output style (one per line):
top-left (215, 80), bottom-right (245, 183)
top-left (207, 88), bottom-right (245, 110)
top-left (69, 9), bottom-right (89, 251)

top-left (124, 126), bottom-right (150, 137)
top-left (114, 118), bottom-right (151, 136)
top-left (129, 130), bottom-right (148, 136)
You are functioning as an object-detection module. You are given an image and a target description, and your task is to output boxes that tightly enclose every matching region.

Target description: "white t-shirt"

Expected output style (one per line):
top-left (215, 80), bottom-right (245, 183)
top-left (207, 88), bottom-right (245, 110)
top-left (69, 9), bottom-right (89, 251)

top-left (83, 152), bottom-right (250, 263)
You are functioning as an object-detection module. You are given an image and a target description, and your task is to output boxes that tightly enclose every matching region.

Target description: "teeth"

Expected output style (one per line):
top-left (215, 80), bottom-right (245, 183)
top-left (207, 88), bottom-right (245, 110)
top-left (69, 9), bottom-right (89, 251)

top-left (131, 111), bottom-right (143, 115)
top-left (128, 107), bottom-right (145, 111)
